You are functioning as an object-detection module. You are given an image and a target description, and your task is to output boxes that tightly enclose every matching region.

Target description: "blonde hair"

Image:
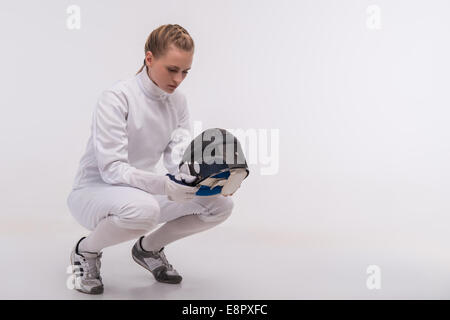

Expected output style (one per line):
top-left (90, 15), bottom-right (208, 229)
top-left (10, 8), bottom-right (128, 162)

top-left (136, 24), bottom-right (195, 75)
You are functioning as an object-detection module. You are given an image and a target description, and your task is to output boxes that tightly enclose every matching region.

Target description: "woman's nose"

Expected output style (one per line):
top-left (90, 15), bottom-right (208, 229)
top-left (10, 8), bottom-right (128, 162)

top-left (174, 72), bottom-right (184, 83)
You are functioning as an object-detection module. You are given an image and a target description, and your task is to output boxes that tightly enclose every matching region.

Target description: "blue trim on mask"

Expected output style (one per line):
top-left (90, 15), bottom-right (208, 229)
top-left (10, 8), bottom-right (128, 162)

top-left (196, 185), bottom-right (223, 196)
top-left (210, 171), bottom-right (230, 179)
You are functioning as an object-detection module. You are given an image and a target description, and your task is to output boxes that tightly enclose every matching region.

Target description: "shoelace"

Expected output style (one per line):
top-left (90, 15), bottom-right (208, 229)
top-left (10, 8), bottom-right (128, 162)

top-left (156, 249), bottom-right (174, 271)
top-left (81, 253), bottom-right (102, 279)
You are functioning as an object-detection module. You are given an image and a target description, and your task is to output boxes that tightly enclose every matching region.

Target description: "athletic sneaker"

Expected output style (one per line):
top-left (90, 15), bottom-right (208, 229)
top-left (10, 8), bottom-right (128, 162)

top-left (69, 237), bottom-right (104, 294)
top-left (131, 236), bottom-right (182, 284)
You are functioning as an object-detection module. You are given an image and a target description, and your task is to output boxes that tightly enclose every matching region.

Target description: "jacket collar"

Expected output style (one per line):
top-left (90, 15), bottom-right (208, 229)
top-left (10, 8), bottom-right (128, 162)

top-left (136, 66), bottom-right (173, 101)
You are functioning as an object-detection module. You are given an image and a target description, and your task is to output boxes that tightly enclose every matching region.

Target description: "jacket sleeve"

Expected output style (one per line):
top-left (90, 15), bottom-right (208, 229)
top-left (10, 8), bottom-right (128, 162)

top-left (93, 90), bottom-right (167, 195)
top-left (163, 94), bottom-right (193, 175)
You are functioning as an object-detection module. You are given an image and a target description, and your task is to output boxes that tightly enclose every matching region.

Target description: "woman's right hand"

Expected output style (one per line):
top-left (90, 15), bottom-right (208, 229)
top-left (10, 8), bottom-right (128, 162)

top-left (164, 174), bottom-right (199, 202)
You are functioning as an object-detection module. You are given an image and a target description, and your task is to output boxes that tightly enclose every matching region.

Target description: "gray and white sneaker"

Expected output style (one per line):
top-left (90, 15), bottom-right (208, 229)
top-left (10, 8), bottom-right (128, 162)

top-left (132, 236), bottom-right (182, 284)
top-left (69, 237), bottom-right (104, 294)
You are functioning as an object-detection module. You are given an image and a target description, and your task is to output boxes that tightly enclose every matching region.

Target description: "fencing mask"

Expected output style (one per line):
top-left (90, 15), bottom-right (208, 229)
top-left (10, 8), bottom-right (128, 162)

top-left (166, 128), bottom-right (249, 196)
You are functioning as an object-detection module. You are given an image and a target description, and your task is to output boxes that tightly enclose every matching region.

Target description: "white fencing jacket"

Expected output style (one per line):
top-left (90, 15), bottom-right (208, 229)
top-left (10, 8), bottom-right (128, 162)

top-left (71, 67), bottom-right (192, 195)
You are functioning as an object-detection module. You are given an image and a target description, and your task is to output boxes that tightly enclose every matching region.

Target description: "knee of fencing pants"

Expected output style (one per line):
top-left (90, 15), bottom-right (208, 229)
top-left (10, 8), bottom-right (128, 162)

top-left (198, 196), bottom-right (234, 223)
top-left (112, 199), bottom-right (161, 230)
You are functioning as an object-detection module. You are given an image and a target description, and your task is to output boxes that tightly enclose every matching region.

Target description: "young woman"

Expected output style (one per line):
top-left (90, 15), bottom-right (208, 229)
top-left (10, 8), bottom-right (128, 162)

top-left (66, 24), bottom-right (234, 295)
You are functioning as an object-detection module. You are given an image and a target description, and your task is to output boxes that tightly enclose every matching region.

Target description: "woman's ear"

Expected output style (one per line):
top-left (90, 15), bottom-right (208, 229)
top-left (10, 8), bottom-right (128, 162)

top-left (145, 51), bottom-right (154, 68)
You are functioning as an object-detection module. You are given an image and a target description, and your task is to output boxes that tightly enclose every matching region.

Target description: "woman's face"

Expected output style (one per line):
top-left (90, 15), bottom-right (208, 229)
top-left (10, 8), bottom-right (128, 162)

top-left (145, 45), bottom-right (193, 93)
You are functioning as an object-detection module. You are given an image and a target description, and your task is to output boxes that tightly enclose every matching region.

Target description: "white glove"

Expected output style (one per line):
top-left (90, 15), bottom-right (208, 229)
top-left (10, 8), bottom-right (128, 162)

top-left (164, 173), bottom-right (199, 202)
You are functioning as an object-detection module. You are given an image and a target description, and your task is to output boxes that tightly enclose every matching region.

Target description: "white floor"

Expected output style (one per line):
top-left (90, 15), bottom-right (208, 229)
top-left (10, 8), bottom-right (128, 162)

top-left (2, 216), bottom-right (450, 300)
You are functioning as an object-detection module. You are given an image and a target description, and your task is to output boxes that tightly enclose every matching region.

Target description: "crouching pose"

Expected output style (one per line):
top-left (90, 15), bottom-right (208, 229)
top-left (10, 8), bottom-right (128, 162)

top-left (66, 24), bottom-right (241, 295)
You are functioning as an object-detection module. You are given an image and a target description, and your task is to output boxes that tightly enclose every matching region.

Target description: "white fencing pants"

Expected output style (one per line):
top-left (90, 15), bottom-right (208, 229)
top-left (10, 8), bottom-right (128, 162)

top-left (66, 183), bottom-right (234, 252)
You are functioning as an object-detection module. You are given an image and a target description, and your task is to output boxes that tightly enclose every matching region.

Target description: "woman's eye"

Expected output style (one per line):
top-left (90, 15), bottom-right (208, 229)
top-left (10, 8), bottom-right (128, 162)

top-left (169, 69), bottom-right (188, 74)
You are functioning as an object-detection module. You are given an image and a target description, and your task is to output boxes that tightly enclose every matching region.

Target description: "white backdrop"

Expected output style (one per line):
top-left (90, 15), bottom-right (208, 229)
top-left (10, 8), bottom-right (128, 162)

top-left (1, 0), bottom-right (450, 299)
